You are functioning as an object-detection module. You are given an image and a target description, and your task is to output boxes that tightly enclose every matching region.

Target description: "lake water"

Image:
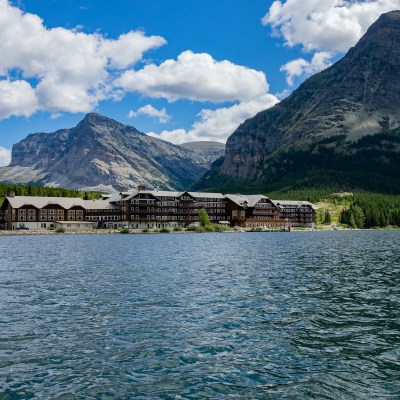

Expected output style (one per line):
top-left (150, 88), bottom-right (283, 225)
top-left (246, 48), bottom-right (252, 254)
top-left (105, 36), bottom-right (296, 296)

top-left (0, 231), bottom-right (399, 399)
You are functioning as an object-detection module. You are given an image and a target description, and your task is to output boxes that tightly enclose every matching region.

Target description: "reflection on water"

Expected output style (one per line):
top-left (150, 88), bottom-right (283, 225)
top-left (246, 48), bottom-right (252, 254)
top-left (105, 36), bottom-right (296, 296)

top-left (0, 231), bottom-right (399, 398)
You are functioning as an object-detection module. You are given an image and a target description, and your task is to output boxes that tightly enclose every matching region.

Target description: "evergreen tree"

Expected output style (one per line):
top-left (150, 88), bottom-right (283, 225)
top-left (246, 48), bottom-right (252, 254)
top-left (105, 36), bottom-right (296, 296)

top-left (349, 214), bottom-right (357, 228)
top-left (317, 208), bottom-right (325, 224)
top-left (324, 210), bottom-right (331, 224)
top-left (352, 205), bottom-right (365, 229)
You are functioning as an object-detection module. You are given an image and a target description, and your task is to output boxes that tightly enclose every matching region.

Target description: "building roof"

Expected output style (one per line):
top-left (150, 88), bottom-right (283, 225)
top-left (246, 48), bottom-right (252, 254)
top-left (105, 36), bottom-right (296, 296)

top-left (225, 194), bottom-right (249, 207)
top-left (83, 199), bottom-right (120, 210)
top-left (5, 196), bottom-right (120, 211)
top-left (6, 196), bottom-right (86, 210)
top-left (272, 200), bottom-right (317, 210)
top-left (245, 195), bottom-right (269, 207)
top-left (131, 190), bottom-right (181, 199)
top-left (186, 192), bottom-right (225, 199)
top-left (149, 190), bottom-right (181, 198)
top-left (225, 194), bottom-right (269, 207)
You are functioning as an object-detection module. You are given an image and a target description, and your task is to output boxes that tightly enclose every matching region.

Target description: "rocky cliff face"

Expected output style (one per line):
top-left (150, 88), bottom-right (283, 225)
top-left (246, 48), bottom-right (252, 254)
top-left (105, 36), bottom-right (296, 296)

top-left (3, 113), bottom-right (210, 191)
top-left (180, 141), bottom-right (225, 164)
top-left (195, 11), bottom-right (400, 193)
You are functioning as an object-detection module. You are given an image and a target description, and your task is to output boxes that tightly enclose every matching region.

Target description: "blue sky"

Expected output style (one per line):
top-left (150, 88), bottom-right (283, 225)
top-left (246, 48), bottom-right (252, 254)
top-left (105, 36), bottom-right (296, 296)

top-left (0, 0), bottom-right (399, 165)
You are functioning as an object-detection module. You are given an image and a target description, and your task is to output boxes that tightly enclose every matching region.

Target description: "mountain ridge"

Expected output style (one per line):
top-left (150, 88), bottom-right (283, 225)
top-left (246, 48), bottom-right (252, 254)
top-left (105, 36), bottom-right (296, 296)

top-left (194, 10), bottom-right (400, 194)
top-left (2, 113), bottom-right (211, 191)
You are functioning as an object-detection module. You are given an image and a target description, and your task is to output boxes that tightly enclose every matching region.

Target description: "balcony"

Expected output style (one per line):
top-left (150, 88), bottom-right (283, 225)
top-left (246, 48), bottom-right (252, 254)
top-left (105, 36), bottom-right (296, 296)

top-left (130, 209), bottom-right (159, 214)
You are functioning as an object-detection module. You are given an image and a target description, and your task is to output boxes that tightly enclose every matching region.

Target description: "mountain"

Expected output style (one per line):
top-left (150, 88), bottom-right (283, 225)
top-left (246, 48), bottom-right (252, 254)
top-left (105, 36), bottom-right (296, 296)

top-left (195, 11), bottom-right (400, 194)
top-left (180, 141), bottom-right (225, 164)
top-left (0, 113), bottom-right (210, 191)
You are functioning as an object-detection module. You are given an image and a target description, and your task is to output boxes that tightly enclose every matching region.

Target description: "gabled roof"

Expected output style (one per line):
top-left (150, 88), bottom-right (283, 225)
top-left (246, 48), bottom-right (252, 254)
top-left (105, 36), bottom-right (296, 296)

top-left (6, 196), bottom-right (86, 210)
top-left (225, 194), bottom-right (248, 207)
top-left (245, 195), bottom-right (269, 207)
top-left (187, 192), bottom-right (225, 199)
top-left (5, 196), bottom-right (120, 211)
top-left (149, 190), bottom-right (181, 198)
top-left (83, 199), bottom-right (120, 210)
top-left (272, 200), bottom-right (317, 210)
top-left (225, 194), bottom-right (270, 207)
top-left (131, 190), bottom-right (181, 199)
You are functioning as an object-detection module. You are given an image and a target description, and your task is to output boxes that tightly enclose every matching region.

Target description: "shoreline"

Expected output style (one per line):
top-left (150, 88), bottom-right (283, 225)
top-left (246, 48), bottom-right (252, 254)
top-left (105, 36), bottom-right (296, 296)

top-left (0, 226), bottom-right (398, 236)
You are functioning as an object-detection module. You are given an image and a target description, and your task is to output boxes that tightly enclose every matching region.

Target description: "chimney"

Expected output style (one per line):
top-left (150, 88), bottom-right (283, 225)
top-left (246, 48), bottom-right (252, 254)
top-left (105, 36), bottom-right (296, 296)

top-left (137, 185), bottom-right (146, 192)
top-left (9, 191), bottom-right (15, 198)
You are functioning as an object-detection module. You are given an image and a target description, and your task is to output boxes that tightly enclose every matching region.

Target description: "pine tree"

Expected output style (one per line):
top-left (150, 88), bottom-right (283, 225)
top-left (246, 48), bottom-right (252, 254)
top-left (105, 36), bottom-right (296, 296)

top-left (349, 213), bottom-right (357, 228)
top-left (324, 210), bottom-right (331, 224)
top-left (352, 205), bottom-right (365, 229)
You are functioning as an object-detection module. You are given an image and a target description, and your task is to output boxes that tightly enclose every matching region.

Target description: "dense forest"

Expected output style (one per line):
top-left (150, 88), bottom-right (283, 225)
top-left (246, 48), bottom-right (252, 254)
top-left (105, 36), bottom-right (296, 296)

top-left (339, 194), bottom-right (400, 228)
top-left (0, 183), bottom-right (101, 207)
top-left (269, 188), bottom-right (400, 229)
top-left (195, 129), bottom-right (400, 196)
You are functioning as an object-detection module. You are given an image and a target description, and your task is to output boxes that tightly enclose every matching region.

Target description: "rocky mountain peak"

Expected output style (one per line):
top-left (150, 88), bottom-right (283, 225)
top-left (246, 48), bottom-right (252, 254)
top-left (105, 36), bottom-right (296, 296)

top-left (349, 10), bottom-right (400, 60)
top-left (194, 11), bottom-right (400, 194)
top-left (371, 10), bottom-right (400, 29)
top-left (2, 114), bottom-right (211, 191)
top-left (76, 112), bottom-right (128, 136)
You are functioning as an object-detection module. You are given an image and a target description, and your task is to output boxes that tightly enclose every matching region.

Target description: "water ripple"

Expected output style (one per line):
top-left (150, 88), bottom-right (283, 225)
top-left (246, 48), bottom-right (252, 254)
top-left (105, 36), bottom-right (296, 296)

top-left (0, 231), bottom-right (399, 399)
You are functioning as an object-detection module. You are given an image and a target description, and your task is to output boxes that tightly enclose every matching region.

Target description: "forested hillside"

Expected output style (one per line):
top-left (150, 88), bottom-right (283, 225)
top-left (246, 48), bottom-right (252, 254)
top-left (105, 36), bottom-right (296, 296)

top-left (0, 184), bottom-right (101, 207)
top-left (268, 189), bottom-right (400, 229)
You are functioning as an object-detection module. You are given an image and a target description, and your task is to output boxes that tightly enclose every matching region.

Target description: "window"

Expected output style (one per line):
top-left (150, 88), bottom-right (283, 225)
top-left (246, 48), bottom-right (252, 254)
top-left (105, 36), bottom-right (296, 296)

top-left (39, 209), bottom-right (47, 221)
top-left (48, 209), bottom-right (57, 221)
top-left (57, 209), bottom-right (64, 220)
top-left (18, 209), bottom-right (26, 221)
top-left (27, 209), bottom-right (36, 221)
top-left (76, 210), bottom-right (84, 221)
top-left (67, 210), bottom-right (75, 221)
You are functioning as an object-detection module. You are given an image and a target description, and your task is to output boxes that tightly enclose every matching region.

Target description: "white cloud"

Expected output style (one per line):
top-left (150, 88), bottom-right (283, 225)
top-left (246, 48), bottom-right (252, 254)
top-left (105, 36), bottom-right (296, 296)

top-left (262, 0), bottom-right (400, 84)
top-left (128, 104), bottom-right (171, 123)
top-left (280, 51), bottom-right (332, 85)
top-left (101, 31), bottom-right (167, 69)
top-left (0, 0), bottom-right (166, 118)
top-left (274, 89), bottom-right (291, 100)
top-left (263, 0), bottom-right (400, 53)
top-left (0, 146), bottom-right (11, 166)
top-left (0, 79), bottom-right (38, 119)
top-left (50, 113), bottom-right (63, 120)
top-left (148, 94), bottom-right (279, 144)
top-left (116, 50), bottom-right (269, 103)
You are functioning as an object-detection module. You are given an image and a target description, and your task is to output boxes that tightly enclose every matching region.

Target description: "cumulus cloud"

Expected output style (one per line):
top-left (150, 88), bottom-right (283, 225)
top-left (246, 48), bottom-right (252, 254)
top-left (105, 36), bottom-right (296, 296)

top-left (116, 50), bottom-right (269, 103)
top-left (263, 0), bottom-right (400, 53)
top-left (0, 0), bottom-right (166, 118)
top-left (128, 104), bottom-right (171, 123)
top-left (148, 94), bottom-right (279, 144)
top-left (262, 0), bottom-right (400, 84)
top-left (280, 51), bottom-right (332, 85)
top-left (0, 79), bottom-right (38, 119)
top-left (0, 146), bottom-right (11, 167)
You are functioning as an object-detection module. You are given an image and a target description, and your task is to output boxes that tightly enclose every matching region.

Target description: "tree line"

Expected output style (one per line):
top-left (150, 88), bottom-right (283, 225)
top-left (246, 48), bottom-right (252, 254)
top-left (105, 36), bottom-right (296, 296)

top-left (339, 194), bottom-right (400, 228)
top-left (0, 183), bottom-right (101, 207)
top-left (270, 188), bottom-right (400, 229)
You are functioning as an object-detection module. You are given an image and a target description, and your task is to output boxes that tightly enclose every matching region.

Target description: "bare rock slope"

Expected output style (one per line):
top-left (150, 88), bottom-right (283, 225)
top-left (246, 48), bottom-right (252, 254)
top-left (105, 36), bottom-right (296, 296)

top-left (195, 11), bottom-right (400, 193)
top-left (2, 113), bottom-right (210, 191)
top-left (180, 141), bottom-right (225, 164)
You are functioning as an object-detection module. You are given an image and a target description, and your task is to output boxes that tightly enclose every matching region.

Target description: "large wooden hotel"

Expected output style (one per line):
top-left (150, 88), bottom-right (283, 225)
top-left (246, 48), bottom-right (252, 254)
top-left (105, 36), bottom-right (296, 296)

top-left (0, 186), bottom-right (316, 231)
